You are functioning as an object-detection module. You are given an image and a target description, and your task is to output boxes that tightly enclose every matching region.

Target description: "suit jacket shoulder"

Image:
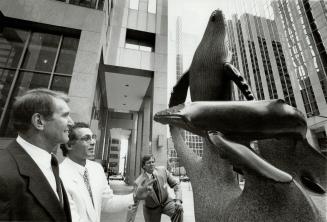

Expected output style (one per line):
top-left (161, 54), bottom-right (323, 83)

top-left (0, 141), bottom-right (70, 222)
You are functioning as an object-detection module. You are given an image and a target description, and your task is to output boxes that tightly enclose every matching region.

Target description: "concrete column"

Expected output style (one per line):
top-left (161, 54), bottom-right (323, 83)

top-left (142, 97), bottom-right (151, 156)
top-left (126, 112), bottom-right (138, 184)
top-left (125, 135), bottom-right (132, 184)
top-left (135, 112), bottom-right (144, 177)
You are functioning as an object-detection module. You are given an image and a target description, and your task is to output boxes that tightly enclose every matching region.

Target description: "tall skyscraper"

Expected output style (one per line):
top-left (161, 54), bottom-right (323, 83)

top-left (227, 0), bottom-right (327, 155)
top-left (271, 0), bottom-right (327, 155)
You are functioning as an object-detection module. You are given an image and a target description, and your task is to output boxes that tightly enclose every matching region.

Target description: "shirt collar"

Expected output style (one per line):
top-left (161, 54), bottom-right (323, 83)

top-left (16, 135), bottom-right (52, 169)
top-left (66, 157), bottom-right (87, 175)
top-left (145, 169), bottom-right (156, 178)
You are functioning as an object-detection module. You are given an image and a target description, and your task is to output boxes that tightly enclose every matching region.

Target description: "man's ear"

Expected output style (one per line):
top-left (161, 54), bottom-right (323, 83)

top-left (66, 143), bottom-right (73, 151)
top-left (31, 113), bottom-right (45, 130)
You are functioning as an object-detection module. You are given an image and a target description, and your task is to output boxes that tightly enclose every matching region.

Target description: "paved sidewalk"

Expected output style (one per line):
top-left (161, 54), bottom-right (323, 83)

top-left (101, 180), bottom-right (195, 222)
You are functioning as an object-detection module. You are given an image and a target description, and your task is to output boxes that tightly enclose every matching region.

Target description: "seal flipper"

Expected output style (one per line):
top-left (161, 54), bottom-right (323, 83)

top-left (207, 131), bottom-right (292, 183)
top-left (224, 63), bottom-right (255, 101)
top-left (169, 70), bottom-right (189, 107)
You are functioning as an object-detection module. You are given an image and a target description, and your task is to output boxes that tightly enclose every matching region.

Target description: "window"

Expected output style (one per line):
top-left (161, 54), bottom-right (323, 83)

top-left (125, 29), bottom-right (155, 52)
top-left (315, 130), bottom-right (327, 156)
top-left (68, 0), bottom-right (105, 10)
top-left (148, 0), bottom-right (156, 14)
top-left (109, 162), bottom-right (118, 167)
top-left (129, 0), bottom-right (139, 10)
top-left (111, 146), bottom-right (119, 151)
top-left (0, 17), bottom-right (80, 137)
top-left (112, 139), bottom-right (119, 144)
top-left (109, 154), bottom-right (119, 159)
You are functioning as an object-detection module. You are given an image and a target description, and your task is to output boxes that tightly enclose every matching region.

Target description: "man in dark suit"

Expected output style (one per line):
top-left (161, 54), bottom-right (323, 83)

top-left (0, 88), bottom-right (74, 221)
top-left (134, 154), bottom-right (183, 222)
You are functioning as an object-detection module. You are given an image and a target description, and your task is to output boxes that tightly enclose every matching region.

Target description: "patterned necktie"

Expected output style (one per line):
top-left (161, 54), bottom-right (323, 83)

top-left (152, 174), bottom-right (160, 202)
top-left (83, 168), bottom-right (94, 206)
top-left (51, 154), bottom-right (64, 207)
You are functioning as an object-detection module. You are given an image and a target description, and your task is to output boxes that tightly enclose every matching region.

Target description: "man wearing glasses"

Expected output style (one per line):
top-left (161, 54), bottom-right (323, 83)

top-left (60, 122), bottom-right (153, 222)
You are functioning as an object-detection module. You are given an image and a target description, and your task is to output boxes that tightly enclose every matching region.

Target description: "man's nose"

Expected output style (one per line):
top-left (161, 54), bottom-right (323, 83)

top-left (68, 116), bottom-right (74, 126)
top-left (90, 138), bottom-right (96, 145)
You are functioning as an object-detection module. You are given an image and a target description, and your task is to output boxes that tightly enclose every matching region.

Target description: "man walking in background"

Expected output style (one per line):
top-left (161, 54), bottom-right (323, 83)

top-left (135, 154), bottom-right (183, 222)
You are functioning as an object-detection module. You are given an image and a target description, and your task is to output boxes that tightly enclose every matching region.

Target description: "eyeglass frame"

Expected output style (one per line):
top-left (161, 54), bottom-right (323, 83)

top-left (76, 134), bottom-right (97, 142)
top-left (145, 159), bottom-right (155, 165)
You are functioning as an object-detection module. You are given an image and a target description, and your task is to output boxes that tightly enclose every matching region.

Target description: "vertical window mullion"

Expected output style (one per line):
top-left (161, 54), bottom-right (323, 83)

top-left (0, 30), bottom-right (32, 127)
top-left (48, 35), bottom-right (63, 89)
top-left (95, 0), bottom-right (99, 10)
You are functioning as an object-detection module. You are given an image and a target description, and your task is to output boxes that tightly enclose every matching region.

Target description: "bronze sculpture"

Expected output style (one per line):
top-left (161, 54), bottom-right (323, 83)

top-left (154, 9), bottom-right (327, 222)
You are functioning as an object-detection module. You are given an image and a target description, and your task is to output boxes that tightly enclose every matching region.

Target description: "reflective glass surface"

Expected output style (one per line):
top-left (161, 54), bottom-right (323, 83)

top-left (1, 71), bottom-right (50, 136)
top-left (51, 75), bottom-right (71, 93)
top-left (21, 32), bottom-right (60, 72)
top-left (0, 28), bottom-right (28, 68)
top-left (55, 37), bottom-right (79, 74)
top-left (0, 69), bottom-right (16, 117)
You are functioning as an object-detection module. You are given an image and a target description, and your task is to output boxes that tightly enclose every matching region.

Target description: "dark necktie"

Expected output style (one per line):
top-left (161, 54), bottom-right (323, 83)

top-left (83, 168), bottom-right (94, 207)
top-left (152, 174), bottom-right (160, 202)
top-left (51, 154), bottom-right (64, 207)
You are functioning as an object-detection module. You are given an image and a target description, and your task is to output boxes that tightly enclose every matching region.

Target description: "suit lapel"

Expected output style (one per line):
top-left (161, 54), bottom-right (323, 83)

top-left (8, 141), bottom-right (67, 221)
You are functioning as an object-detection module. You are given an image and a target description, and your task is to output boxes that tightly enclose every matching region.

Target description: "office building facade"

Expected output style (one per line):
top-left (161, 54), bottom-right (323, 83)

top-left (108, 138), bottom-right (121, 175)
top-left (0, 0), bottom-right (169, 183)
top-left (227, 0), bottom-right (327, 155)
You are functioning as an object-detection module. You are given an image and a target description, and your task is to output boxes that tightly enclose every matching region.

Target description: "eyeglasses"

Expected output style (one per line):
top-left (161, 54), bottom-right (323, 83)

top-left (145, 160), bottom-right (155, 165)
top-left (78, 134), bottom-right (97, 142)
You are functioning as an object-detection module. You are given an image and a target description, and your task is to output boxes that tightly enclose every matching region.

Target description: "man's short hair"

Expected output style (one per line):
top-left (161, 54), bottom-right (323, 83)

top-left (60, 122), bottom-right (90, 156)
top-left (12, 88), bottom-right (69, 133)
top-left (141, 154), bottom-right (155, 168)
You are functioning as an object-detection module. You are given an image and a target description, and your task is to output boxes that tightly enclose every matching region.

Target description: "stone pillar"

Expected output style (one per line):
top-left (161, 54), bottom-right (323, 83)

top-left (142, 97), bottom-right (151, 156)
top-left (135, 112), bottom-right (143, 177)
top-left (126, 112), bottom-right (138, 183)
top-left (125, 135), bottom-right (132, 184)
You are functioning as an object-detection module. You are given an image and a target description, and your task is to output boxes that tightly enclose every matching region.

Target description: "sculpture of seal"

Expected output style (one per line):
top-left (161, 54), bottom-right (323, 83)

top-left (155, 100), bottom-right (326, 192)
top-left (155, 99), bottom-right (307, 140)
top-left (154, 8), bottom-right (326, 222)
top-left (169, 10), bottom-right (254, 108)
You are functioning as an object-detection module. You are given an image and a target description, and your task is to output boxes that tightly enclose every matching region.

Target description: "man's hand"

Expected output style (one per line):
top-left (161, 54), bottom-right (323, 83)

top-left (134, 179), bottom-right (155, 201)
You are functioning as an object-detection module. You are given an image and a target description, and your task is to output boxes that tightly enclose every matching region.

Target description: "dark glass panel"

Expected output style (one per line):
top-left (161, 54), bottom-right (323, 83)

top-left (0, 69), bottom-right (16, 117)
top-left (22, 32), bottom-right (60, 72)
top-left (69, 0), bottom-right (97, 8)
top-left (55, 36), bottom-right (79, 74)
top-left (0, 71), bottom-right (50, 137)
top-left (0, 27), bottom-right (28, 68)
top-left (50, 75), bottom-right (71, 93)
top-left (97, 0), bottom-right (105, 10)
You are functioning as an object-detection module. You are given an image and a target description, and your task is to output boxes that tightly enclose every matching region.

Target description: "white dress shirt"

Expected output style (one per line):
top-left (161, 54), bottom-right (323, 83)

top-left (16, 135), bottom-right (59, 199)
top-left (146, 172), bottom-right (152, 179)
top-left (60, 158), bottom-right (134, 222)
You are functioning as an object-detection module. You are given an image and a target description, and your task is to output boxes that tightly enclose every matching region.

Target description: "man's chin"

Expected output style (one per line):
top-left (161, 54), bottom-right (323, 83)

top-left (61, 135), bottom-right (69, 144)
top-left (88, 155), bottom-right (95, 160)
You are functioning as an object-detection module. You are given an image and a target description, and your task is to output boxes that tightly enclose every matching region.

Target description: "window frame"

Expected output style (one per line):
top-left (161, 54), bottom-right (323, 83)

top-left (0, 17), bottom-right (80, 136)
